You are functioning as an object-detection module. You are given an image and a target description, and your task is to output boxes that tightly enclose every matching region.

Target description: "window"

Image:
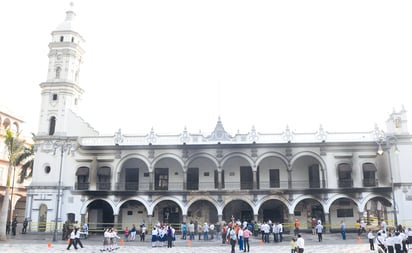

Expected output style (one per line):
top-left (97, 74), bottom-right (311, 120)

top-left (269, 169), bottom-right (280, 188)
top-left (52, 94), bottom-right (58, 101)
top-left (363, 163), bottom-right (377, 187)
top-left (338, 163), bottom-right (352, 187)
top-left (155, 168), bottom-right (168, 190)
top-left (49, 116), bottom-right (56, 136)
top-left (76, 167), bottom-right (89, 190)
top-left (60, 36), bottom-right (64, 42)
top-left (308, 165), bottom-right (320, 188)
top-left (337, 209), bottom-right (353, 217)
top-left (44, 166), bottom-right (51, 174)
top-left (125, 168), bottom-right (139, 190)
top-left (71, 37), bottom-right (74, 43)
top-left (55, 67), bottom-right (61, 79)
top-left (187, 167), bottom-right (199, 190)
top-left (97, 167), bottom-right (111, 190)
top-left (240, 166), bottom-right (253, 189)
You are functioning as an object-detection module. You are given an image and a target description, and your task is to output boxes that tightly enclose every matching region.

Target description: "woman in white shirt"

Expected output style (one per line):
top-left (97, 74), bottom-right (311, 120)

top-left (296, 234), bottom-right (304, 253)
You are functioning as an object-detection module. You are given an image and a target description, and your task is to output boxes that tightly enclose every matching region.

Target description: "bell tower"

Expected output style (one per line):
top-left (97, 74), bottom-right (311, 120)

top-left (38, 5), bottom-right (85, 136)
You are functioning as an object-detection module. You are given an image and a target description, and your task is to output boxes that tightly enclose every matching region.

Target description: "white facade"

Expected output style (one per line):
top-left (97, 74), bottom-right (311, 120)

top-left (27, 8), bottom-right (412, 234)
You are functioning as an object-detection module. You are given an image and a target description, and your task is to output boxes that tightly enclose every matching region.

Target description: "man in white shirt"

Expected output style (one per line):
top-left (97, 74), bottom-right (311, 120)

top-left (296, 234), bottom-right (304, 253)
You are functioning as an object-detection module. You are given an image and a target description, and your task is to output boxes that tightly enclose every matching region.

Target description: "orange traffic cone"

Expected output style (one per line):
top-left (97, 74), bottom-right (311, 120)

top-left (357, 236), bottom-right (362, 243)
top-left (187, 239), bottom-right (192, 247)
top-left (260, 239), bottom-right (263, 245)
top-left (47, 241), bottom-right (52, 248)
top-left (120, 239), bottom-right (124, 246)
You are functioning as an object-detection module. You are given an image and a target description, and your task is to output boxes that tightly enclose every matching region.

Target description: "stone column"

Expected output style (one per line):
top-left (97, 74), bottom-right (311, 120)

top-left (252, 169), bottom-right (257, 190)
top-left (183, 167), bottom-right (187, 190)
top-left (325, 213), bottom-right (331, 232)
top-left (114, 215), bottom-right (119, 229)
top-left (218, 169), bottom-right (222, 190)
top-left (287, 169), bottom-right (292, 189)
top-left (149, 170), bottom-right (154, 191)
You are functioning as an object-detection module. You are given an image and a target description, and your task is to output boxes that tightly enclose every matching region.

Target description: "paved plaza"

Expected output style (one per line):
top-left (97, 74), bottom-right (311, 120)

top-left (0, 232), bottom-right (376, 253)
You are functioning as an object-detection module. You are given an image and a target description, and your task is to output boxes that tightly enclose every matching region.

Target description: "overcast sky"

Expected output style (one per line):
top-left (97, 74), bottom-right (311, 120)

top-left (1, 0), bottom-right (411, 136)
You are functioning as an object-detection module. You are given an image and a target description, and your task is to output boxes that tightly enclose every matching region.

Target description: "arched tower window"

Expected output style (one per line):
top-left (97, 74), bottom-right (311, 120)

top-left (60, 36), bottom-right (64, 42)
top-left (55, 67), bottom-right (61, 79)
top-left (49, 116), bottom-right (56, 136)
top-left (71, 37), bottom-right (74, 43)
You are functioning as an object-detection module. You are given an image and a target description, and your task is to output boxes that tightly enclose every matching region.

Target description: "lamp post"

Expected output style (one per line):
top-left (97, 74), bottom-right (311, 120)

top-left (52, 138), bottom-right (72, 242)
top-left (376, 133), bottom-right (399, 227)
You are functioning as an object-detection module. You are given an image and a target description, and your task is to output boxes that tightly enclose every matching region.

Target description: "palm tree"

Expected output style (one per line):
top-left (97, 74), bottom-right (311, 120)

top-left (15, 139), bottom-right (34, 183)
top-left (0, 129), bottom-right (24, 241)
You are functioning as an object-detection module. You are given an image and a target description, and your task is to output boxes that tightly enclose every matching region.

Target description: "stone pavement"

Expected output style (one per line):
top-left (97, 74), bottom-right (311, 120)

top-left (0, 232), bottom-right (376, 253)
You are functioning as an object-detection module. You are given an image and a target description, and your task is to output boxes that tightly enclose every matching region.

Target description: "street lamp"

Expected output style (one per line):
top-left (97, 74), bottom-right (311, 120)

top-left (376, 132), bottom-right (399, 227)
top-left (51, 138), bottom-right (72, 242)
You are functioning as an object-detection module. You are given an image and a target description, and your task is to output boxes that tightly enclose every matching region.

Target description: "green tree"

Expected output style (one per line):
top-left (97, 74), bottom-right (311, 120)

top-left (0, 129), bottom-right (24, 241)
top-left (15, 137), bottom-right (34, 183)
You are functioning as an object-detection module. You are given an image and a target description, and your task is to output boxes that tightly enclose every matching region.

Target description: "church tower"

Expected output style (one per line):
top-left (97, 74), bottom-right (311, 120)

top-left (37, 6), bottom-right (85, 137)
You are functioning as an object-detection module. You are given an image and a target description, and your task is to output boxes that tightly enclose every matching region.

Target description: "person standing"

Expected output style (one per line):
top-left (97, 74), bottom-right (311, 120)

top-left (189, 221), bottom-right (195, 240)
top-left (386, 233), bottom-right (395, 253)
top-left (291, 237), bottom-right (297, 253)
top-left (203, 222), bottom-right (209, 240)
top-left (11, 217), bottom-right (17, 236)
top-left (311, 218), bottom-right (317, 235)
top-left (81, 222), bottom-right (88, 239)
top-left (141, 224), bottom-right (146, 241)
top-left (368, 229), bottom-right (375, 251)
top-left (296, 234), bottom-right (305, 253)
top-left (124, 226), bottom-right (129, 241)
top-left (238, 226), bottom-right (244, 251)
top-left (22, 218), bottom-right (28, 234)
top-left (243, 226), bottom-right (252, 252)
top-left (181, 222), bottom-right (187, 240)
top-left (67, 228), bottom-right (78, 250)
top-left (209, 223), bottom-right (215, 240)
top-left (377, 232), bottom-right (387, 253)
top-left (315, 221), bottom-right (323, 242)
top-left (278, 222), bottom-right (284, 242)
top-left (130, 224), bottom-right (137, 241)
top-left (294, 219), bottom-right (301, 237)
top-left (381, 219), bottom-right (387, 232)
top-left (228, 224), bottom-right (237, 253)
top-left (6, 220), bottom-right (10, 235)
top-left (167, 225), bottom-right (173, 248)
top-left (340, 220), bottom-right (346, 240)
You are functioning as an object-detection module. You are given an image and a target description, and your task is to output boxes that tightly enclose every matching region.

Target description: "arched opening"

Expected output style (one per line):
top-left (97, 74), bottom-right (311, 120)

top-left (153, 200), bottom-right (181, 225)
top-left (187, 200), bottom-right (218, 225)
top-left (55, 67), bottom-right (61, 79)
top-left (49, 116), bottom-right (56, 136)
top-left (118, 200), bottom-right (148, 229)
top-left (86, 199), bottom-right (114, 231)
top-left (223, 200), bottom-right (253, 223)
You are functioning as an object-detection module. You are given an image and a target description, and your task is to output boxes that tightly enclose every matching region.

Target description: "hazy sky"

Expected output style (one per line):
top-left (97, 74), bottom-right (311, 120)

top-left (1, 1), bottom-right (411, 136)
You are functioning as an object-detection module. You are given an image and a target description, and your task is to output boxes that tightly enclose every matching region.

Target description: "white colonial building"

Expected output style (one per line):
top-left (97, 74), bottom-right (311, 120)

top-left (27, 8), bottom-right (412, 234)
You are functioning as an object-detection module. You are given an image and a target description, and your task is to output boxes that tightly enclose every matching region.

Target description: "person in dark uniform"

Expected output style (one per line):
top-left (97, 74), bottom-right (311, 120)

top-left (6, 220), bottom-right (11, 235)
top-left (11, 217), bottom-right (18, 236)
top-left (22, 218), bottom-right (28, 234)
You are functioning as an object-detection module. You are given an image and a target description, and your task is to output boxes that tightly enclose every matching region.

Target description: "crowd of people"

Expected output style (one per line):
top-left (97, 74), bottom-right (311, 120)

top-left (367, 221), bottom-right (412, 253)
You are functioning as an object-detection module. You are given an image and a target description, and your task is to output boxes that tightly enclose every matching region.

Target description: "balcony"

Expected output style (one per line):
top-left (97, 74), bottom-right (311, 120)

top-left (338, 179), bottom-right (353, 188)
top-left (75, 182), bottom-right (90, 190)
top-left (363, 178), bottom-right (377, 187)
top-left (116, 182), bottom-right (150, 191)
top-left (97, 182), bottom-right (111, 190)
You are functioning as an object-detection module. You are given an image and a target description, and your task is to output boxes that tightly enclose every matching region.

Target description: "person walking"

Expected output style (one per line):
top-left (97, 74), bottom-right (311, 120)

top-left (386, 232), bottom-right (395, 253)
top-left (67, 228), bottom-right (78, 250)
top-left (294, 219), bottom-right (301, 237)
top-left (296, 234), bottom-right (305, 253)
top-left (141, 224), bottom-right (146, 241)
top-left (238, 226), bottom-right (244, 251)
top-left (340, 220), bottom-right (346, 240)
top-left (6, 220), bottom-right (10, 235)
top-left (243, 226), bottom-right (252, 252)
top-left (315, 220), bottom-right (323, 242)
top-left (75, 228), bottom-right (84, 249)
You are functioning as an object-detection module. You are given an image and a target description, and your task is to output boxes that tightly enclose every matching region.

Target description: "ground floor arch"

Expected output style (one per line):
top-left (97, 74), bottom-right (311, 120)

top-left (86, 199), bottom-right (114, 231)
top-left (187, 199), bottom-right (218, 225)
top-left (152, 200), bottom-right (182, 225)
top-left (223, 200), bottom-right (253, 223)
top-left (118, 200), bottom-right (148, 229)
top-left (259, 199), bottom-right (289, 224)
